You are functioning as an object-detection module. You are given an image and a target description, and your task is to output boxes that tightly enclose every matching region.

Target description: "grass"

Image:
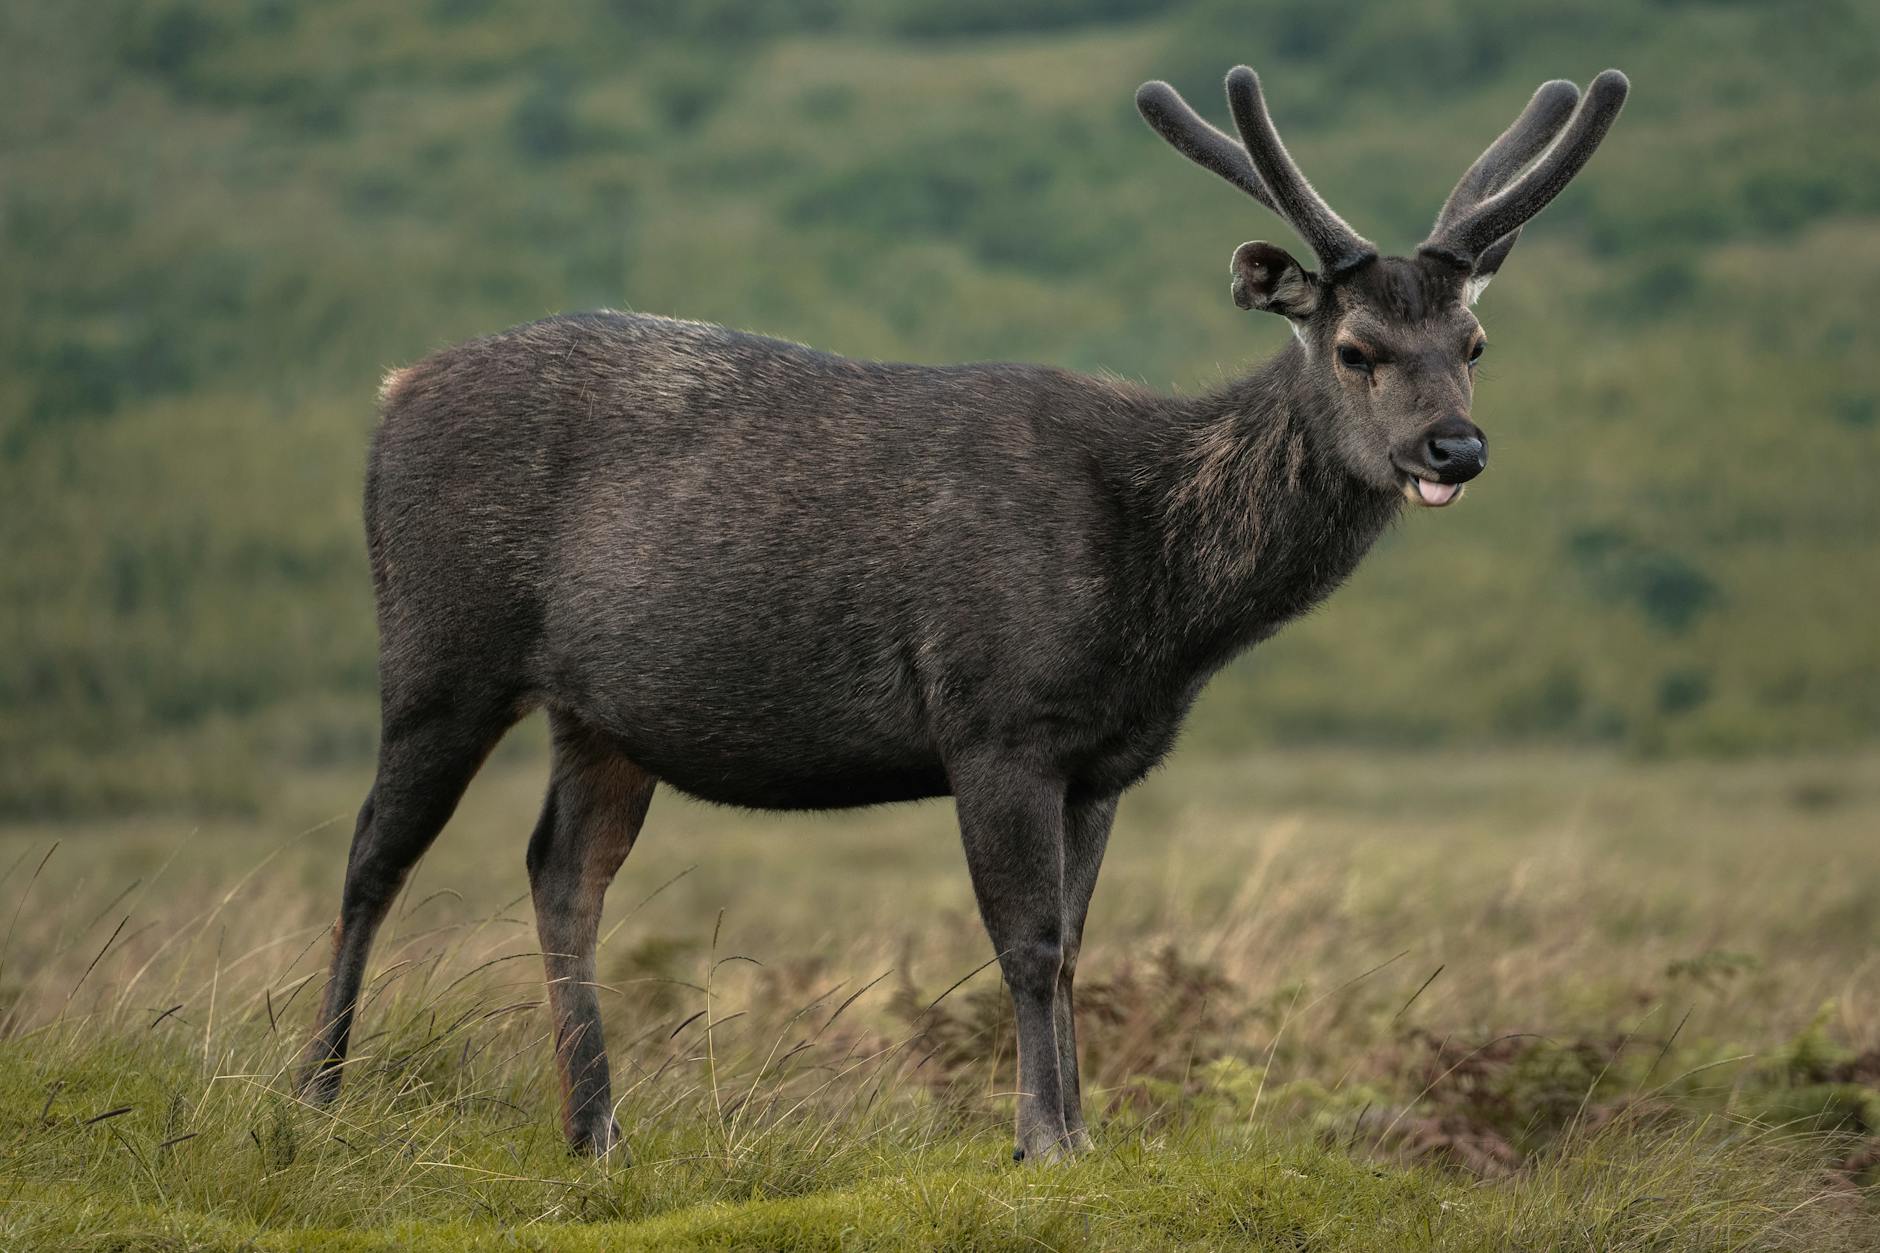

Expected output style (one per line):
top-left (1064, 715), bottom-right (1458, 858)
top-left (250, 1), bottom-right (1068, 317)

top-left (0, 747), bottom-right (1874, 1247)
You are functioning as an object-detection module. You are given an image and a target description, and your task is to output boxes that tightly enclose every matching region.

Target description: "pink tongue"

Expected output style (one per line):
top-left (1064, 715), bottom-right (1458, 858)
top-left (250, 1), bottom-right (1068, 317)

top-left (1417, 479), bottom-right (1459, 505)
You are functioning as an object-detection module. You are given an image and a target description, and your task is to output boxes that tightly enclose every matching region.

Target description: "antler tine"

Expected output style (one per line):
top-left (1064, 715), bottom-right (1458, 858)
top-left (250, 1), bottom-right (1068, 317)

top-left (1424, 69), bottom-right (1629, 269)
top-left (1422, 79), bottom-right (1578, 281)
top-left (1423, 79), bottom-right (1579, 285)
top-left (1135, 80), bottom-right (1277, 213)
top-left (1224, 66), bottom-right (1376, 277)
top-left (1431, 79), bottom-right (1581, 237)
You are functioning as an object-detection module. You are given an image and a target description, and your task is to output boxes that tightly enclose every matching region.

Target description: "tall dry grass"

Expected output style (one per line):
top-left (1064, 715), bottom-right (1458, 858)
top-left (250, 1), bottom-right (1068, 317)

top-left (0, 749), bottom-right (1874, 1246)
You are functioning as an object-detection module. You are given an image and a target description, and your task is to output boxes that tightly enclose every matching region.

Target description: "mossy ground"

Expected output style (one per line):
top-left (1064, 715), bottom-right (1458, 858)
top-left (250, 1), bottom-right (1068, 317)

top-left (0, 1033), bottom-right (1863, 1250)
top-left (1, 751), bottom-right (1874, 1248)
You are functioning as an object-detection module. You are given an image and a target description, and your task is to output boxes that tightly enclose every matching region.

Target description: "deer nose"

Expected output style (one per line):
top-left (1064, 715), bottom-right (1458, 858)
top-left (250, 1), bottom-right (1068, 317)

top-left (1421, 415), bottom-right (1487, 483)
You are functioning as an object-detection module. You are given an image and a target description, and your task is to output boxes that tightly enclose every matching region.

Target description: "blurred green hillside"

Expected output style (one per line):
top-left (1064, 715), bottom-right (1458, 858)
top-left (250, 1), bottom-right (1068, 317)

top-left (2, 0), bottom-right (1876, 816)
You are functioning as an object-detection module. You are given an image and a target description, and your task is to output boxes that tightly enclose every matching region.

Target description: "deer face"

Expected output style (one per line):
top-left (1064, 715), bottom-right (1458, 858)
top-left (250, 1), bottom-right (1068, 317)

top-left (1237, 250), bottom-right (1489, 505)
top-left (1140, 65), bottom-right (1627, 508)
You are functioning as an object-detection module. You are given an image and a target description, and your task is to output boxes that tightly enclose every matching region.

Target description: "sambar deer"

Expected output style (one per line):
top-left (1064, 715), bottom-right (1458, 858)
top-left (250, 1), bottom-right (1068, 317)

top-left (300, 64), bottom-right (1628, 1162)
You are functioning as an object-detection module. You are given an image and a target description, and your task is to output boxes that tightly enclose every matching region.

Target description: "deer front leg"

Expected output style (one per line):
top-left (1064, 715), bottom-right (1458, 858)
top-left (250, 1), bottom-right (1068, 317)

top-left (951, 756), bottom-right (1071, 1164)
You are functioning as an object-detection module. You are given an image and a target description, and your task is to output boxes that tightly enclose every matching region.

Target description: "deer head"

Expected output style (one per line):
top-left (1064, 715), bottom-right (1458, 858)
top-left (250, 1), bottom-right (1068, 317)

top-left (1138, 66), bottom-right (1628, 507)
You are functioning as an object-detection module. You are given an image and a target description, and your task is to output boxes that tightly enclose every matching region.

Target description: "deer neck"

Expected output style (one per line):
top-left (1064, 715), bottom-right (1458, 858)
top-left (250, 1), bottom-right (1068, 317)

top-left (1132, 342), bottom-right (1402, 675)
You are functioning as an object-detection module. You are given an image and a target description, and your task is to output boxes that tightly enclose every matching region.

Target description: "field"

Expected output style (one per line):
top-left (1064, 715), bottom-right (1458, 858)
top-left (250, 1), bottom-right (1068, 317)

top-left (3, 0), bottom-right (1878, 1246)
top-left (2, 747), bottom-right (1876, 1248)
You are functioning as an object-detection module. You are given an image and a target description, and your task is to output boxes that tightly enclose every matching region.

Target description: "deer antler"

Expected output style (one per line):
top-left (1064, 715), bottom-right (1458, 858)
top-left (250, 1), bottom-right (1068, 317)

top-left (1223, 67), bottom-right (1376, 277)
top-left (1421, 69), bottom-right (1629, 271)
top-left (1134, 79), bottom-right (1277, 213)
top-left (1423, 79), bottom-right (1580, 282)
top-left (1136, 70), bottom-right (1377, 277)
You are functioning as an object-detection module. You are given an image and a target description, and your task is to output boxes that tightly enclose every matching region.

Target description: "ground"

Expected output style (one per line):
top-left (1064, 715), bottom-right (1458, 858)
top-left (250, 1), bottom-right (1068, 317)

top-left (0, 745), bottom-right (1874, 1248)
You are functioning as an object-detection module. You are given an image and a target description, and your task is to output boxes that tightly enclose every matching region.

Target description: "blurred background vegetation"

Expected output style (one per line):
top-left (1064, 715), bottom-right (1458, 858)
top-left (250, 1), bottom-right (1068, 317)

top-left (1, 0), bottom-right (1876, 818)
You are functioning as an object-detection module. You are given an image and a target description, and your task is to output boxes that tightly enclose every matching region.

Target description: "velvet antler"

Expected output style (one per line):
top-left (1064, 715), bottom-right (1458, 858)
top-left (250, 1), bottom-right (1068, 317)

top-left (1420, 69), bottom-right (1629, 271)
top-left (1423, 79), bottom-right (1581, 284)
top-left (1137, 70), bottom-right (1377, 277)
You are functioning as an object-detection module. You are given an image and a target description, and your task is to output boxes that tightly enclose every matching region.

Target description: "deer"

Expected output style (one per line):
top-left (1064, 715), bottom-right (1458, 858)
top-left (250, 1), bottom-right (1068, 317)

top-left (298, 64), bottom-right (1628, 1164)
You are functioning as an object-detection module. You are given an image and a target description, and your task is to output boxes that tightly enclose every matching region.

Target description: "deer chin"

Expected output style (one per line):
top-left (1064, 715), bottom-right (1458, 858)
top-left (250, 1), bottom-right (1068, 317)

top-left (1401, 475), bottom-right (1464, 508)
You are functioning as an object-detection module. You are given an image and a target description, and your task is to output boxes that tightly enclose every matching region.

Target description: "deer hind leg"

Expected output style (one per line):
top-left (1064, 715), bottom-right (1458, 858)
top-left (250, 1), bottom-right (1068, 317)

top-left (1056, 794), bottom-right (1117, 1154)
top-left (300, 697), bottom-right (512, 1103)
top-left (527, 711), bottom-right (656, 1156)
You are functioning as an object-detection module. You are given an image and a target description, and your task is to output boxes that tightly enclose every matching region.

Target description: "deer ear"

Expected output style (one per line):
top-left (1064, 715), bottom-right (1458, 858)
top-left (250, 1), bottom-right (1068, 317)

top-left (1230, 241), bottom-right (1319, 318)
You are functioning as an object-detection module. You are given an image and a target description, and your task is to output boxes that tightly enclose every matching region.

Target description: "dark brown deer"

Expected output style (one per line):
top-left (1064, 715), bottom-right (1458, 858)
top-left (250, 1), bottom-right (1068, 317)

top-left (299, 65), bottom-right (1628, 1163)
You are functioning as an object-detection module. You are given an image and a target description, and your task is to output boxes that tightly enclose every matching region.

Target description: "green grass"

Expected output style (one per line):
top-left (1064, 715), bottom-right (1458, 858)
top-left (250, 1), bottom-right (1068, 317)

top-left (1, 1), bottom-right (1877, 815)
top-left (0, 986), bottom-right (1867, 1252)
top-left (1, 749), bottom-right (1874, 1247)
top-left (1, 1075), bottom-right (1855, 1250)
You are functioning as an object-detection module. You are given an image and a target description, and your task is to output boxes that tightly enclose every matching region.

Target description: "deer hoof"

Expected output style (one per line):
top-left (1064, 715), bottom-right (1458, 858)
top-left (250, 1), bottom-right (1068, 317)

top-left (570, 1116), bottom-right (629, 1162)
top-left (1012, 1125), bottom-right (1072, 1166)
top-left (297, 1060), bottom-right (341, 1107)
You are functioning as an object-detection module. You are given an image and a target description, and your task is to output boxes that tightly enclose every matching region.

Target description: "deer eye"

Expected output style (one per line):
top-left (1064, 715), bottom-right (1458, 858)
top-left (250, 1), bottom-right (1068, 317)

top-left (1468, 339), bottom-right (1486, 364)
top-left (1336, 344), bottom-right (1371, 372)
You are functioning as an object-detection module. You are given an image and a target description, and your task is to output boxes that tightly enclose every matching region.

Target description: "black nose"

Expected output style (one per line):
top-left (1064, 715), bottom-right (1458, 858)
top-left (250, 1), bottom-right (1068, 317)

top-left (1422, 415), bottom-right (1487, 483)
